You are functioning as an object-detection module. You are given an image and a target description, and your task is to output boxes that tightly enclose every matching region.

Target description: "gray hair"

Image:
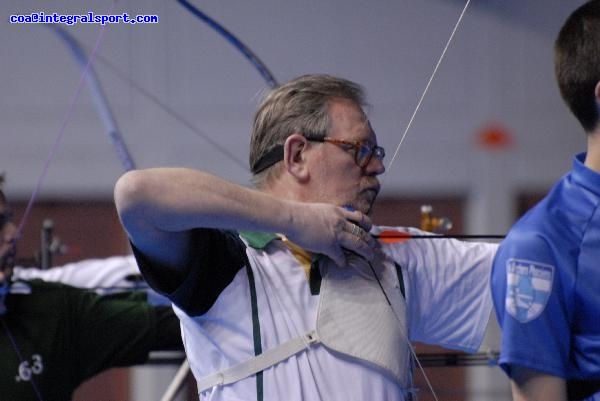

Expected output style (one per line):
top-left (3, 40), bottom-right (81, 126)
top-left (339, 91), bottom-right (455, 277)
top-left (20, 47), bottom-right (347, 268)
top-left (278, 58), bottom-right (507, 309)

top-left (249, 74), bottom-right (368, 186)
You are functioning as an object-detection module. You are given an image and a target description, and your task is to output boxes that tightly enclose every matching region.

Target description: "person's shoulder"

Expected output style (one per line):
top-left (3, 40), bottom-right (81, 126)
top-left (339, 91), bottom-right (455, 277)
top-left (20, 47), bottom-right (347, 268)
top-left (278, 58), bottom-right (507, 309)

top-left (505, 175), bottom-right (591, 249)
top-left (14, 278), bottom-right (73, 290)
top-left (495, 211), bottom-right (563, 275)
top-left (501, 210), bottom-right (556, 252)
top-left (6, 280), bottom-right (95, 317)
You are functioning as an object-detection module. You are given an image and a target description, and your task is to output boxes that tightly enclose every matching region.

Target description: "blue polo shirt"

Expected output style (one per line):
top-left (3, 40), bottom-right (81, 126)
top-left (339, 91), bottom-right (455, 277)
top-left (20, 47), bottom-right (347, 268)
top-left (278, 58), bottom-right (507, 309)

top-left (492, 153), bottom-right (600, 390)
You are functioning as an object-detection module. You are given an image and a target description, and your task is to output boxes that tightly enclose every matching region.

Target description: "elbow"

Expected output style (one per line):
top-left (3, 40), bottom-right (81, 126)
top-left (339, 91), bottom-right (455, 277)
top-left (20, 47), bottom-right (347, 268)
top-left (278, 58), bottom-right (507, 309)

top-left (114, 170), bottom-right (150, 226)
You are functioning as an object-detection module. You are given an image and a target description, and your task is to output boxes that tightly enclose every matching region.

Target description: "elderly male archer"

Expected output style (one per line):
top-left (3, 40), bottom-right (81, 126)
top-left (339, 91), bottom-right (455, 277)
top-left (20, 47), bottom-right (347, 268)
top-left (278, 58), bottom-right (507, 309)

top-left (115, 74), bottom-right (497, 400)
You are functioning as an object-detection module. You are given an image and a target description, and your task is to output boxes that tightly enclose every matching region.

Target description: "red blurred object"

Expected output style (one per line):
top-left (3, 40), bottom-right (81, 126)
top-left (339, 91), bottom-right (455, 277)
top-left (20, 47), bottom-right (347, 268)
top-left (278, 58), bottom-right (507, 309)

top-left (476, 122), bottom-right (514, 150)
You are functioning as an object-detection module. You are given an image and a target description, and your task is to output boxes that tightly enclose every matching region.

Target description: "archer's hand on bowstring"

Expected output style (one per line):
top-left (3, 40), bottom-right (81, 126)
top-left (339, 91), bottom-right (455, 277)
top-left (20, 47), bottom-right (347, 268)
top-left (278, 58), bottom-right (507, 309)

top-left (285, 202), bottom-right (378, 267)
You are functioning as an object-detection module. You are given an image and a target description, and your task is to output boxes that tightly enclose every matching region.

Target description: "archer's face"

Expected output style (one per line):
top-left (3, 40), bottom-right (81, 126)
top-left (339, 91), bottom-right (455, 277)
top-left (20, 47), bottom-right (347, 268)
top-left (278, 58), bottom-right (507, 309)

top-left (0, 200), bottom-right (16, 283)
top-left (307, 98), bottom-right (385, 215)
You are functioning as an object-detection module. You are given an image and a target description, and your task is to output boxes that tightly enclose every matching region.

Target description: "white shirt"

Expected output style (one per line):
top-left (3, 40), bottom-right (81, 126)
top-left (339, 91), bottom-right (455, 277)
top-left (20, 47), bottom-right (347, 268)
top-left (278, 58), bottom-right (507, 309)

top-left (175, 227), bottom-right (497, 401)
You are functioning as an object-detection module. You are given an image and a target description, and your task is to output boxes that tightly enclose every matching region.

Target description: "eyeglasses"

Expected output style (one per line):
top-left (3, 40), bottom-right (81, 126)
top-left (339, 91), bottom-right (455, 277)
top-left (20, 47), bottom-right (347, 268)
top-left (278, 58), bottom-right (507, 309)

top-left (305, 135), bottom-right (385, 169)
top-left (250, 134), bottom-right (386, 174)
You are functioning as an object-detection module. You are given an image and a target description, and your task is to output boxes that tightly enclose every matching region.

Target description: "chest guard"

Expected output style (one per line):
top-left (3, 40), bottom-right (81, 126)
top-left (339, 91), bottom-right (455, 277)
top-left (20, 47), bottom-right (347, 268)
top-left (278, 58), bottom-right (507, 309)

top-left (195, 248), bottom-right (413, 392)
top-left (317, 253), bottom-right (414, 386)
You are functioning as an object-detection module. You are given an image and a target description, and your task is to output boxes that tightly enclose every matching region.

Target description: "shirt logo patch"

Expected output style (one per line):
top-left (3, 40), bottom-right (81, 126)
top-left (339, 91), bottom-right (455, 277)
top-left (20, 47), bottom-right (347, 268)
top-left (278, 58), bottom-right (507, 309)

top-left (505, 258), bottom-right (554, 323)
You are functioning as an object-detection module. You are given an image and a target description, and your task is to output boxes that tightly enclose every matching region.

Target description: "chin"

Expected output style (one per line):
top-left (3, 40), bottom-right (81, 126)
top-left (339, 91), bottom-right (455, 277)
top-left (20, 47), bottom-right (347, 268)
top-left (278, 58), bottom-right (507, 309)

top-left (348, 200), bottom-right (373, 216)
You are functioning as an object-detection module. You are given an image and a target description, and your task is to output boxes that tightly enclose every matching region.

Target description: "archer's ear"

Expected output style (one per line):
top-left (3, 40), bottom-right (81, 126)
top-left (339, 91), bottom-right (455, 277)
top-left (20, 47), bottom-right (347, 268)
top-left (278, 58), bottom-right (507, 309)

top-left (283, 133), bottom-right (310, 182)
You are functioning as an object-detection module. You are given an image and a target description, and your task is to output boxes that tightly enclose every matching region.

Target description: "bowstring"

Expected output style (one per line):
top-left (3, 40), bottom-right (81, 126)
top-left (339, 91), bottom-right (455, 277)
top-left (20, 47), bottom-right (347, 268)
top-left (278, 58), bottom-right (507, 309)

top-left (378, 1), bottom-right (473, 400)
top-left (383, 0), bottom-right (472, 181)
top-left (15, 0), bottom-right (119, 243)
top-left (366, 261), bottom-right (436, 399)
top-left (92, 52), bottom-right (249, 171)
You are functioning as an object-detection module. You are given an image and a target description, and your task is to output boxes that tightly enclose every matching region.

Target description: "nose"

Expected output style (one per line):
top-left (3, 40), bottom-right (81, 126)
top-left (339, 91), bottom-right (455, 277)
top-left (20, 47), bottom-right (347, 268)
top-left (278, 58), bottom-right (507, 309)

top-left (365, 155), bottom-right (385, 176)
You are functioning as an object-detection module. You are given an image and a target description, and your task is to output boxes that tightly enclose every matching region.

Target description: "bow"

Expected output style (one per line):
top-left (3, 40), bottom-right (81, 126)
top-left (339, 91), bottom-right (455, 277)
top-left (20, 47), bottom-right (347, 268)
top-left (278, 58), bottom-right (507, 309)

top-left (17, 2), bottom-right (495, 401)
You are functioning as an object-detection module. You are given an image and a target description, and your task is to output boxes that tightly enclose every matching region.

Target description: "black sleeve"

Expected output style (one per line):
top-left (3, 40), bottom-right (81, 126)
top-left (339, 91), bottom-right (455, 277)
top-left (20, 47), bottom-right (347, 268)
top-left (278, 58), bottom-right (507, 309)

top-left (154, 306), bottom-right (184, 350)
top-left (99, 292), bottom-right (183, 351)
top-left (133, 228), bottom-right (249, 316)
top-left (71, 289), bottom-right (163, 379)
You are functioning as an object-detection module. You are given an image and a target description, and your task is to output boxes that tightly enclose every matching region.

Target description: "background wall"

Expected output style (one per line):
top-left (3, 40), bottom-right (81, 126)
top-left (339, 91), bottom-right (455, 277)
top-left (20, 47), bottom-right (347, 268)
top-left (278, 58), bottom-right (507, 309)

top-left (1, 0), bottom-right (586, 199)
top-left (1, 0), bottom-right (589, 400)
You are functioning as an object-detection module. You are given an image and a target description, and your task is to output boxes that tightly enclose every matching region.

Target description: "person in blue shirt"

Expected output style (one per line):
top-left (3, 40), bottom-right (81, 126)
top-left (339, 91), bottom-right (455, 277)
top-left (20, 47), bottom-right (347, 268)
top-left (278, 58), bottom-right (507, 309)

top-left (491, 1), bottom-right (600, 400)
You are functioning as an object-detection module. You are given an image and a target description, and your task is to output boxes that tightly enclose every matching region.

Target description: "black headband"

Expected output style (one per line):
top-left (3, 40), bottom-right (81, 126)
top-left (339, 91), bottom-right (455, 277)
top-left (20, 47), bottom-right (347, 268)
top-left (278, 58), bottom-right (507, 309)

top-left (251, 145), bottom-right (284, 174)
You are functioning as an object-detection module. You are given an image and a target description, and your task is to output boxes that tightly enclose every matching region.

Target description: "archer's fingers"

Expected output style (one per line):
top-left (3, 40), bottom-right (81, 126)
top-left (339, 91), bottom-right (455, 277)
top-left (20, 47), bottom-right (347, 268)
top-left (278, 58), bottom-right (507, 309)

top-left (342, 224), bottom-right (376, 261)
top-left (351, 211), bottom-right (373, 232)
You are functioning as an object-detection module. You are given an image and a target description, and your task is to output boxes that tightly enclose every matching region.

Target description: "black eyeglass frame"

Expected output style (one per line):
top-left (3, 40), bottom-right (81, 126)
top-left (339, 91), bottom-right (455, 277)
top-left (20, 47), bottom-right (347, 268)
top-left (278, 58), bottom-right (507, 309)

top-left (304, 135), bottom-right (385, 169)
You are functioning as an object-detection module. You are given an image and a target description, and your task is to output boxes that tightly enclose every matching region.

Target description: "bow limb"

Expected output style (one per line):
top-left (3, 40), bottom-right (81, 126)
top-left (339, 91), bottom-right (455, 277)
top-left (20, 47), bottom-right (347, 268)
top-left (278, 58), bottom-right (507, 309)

top-left (57, 1), bottom-right (277, 171)
top-left (45, 24), bottom-right (136, 172)
top-left (175, 0), bottom-right (279, 88)
top-left (40, 2), bottom-right (272, 173)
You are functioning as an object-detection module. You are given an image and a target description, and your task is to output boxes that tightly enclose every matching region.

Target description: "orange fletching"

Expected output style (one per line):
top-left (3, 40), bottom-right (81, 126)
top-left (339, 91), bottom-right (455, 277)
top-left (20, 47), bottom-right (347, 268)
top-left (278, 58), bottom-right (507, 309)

top-left (376, 230), bottom-right (411, 244)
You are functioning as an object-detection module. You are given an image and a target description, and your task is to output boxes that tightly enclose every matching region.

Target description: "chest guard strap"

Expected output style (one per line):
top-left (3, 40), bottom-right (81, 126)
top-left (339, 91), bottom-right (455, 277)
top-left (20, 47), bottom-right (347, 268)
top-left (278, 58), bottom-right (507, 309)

top-left (196, 330), bottom-right (319, 392)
